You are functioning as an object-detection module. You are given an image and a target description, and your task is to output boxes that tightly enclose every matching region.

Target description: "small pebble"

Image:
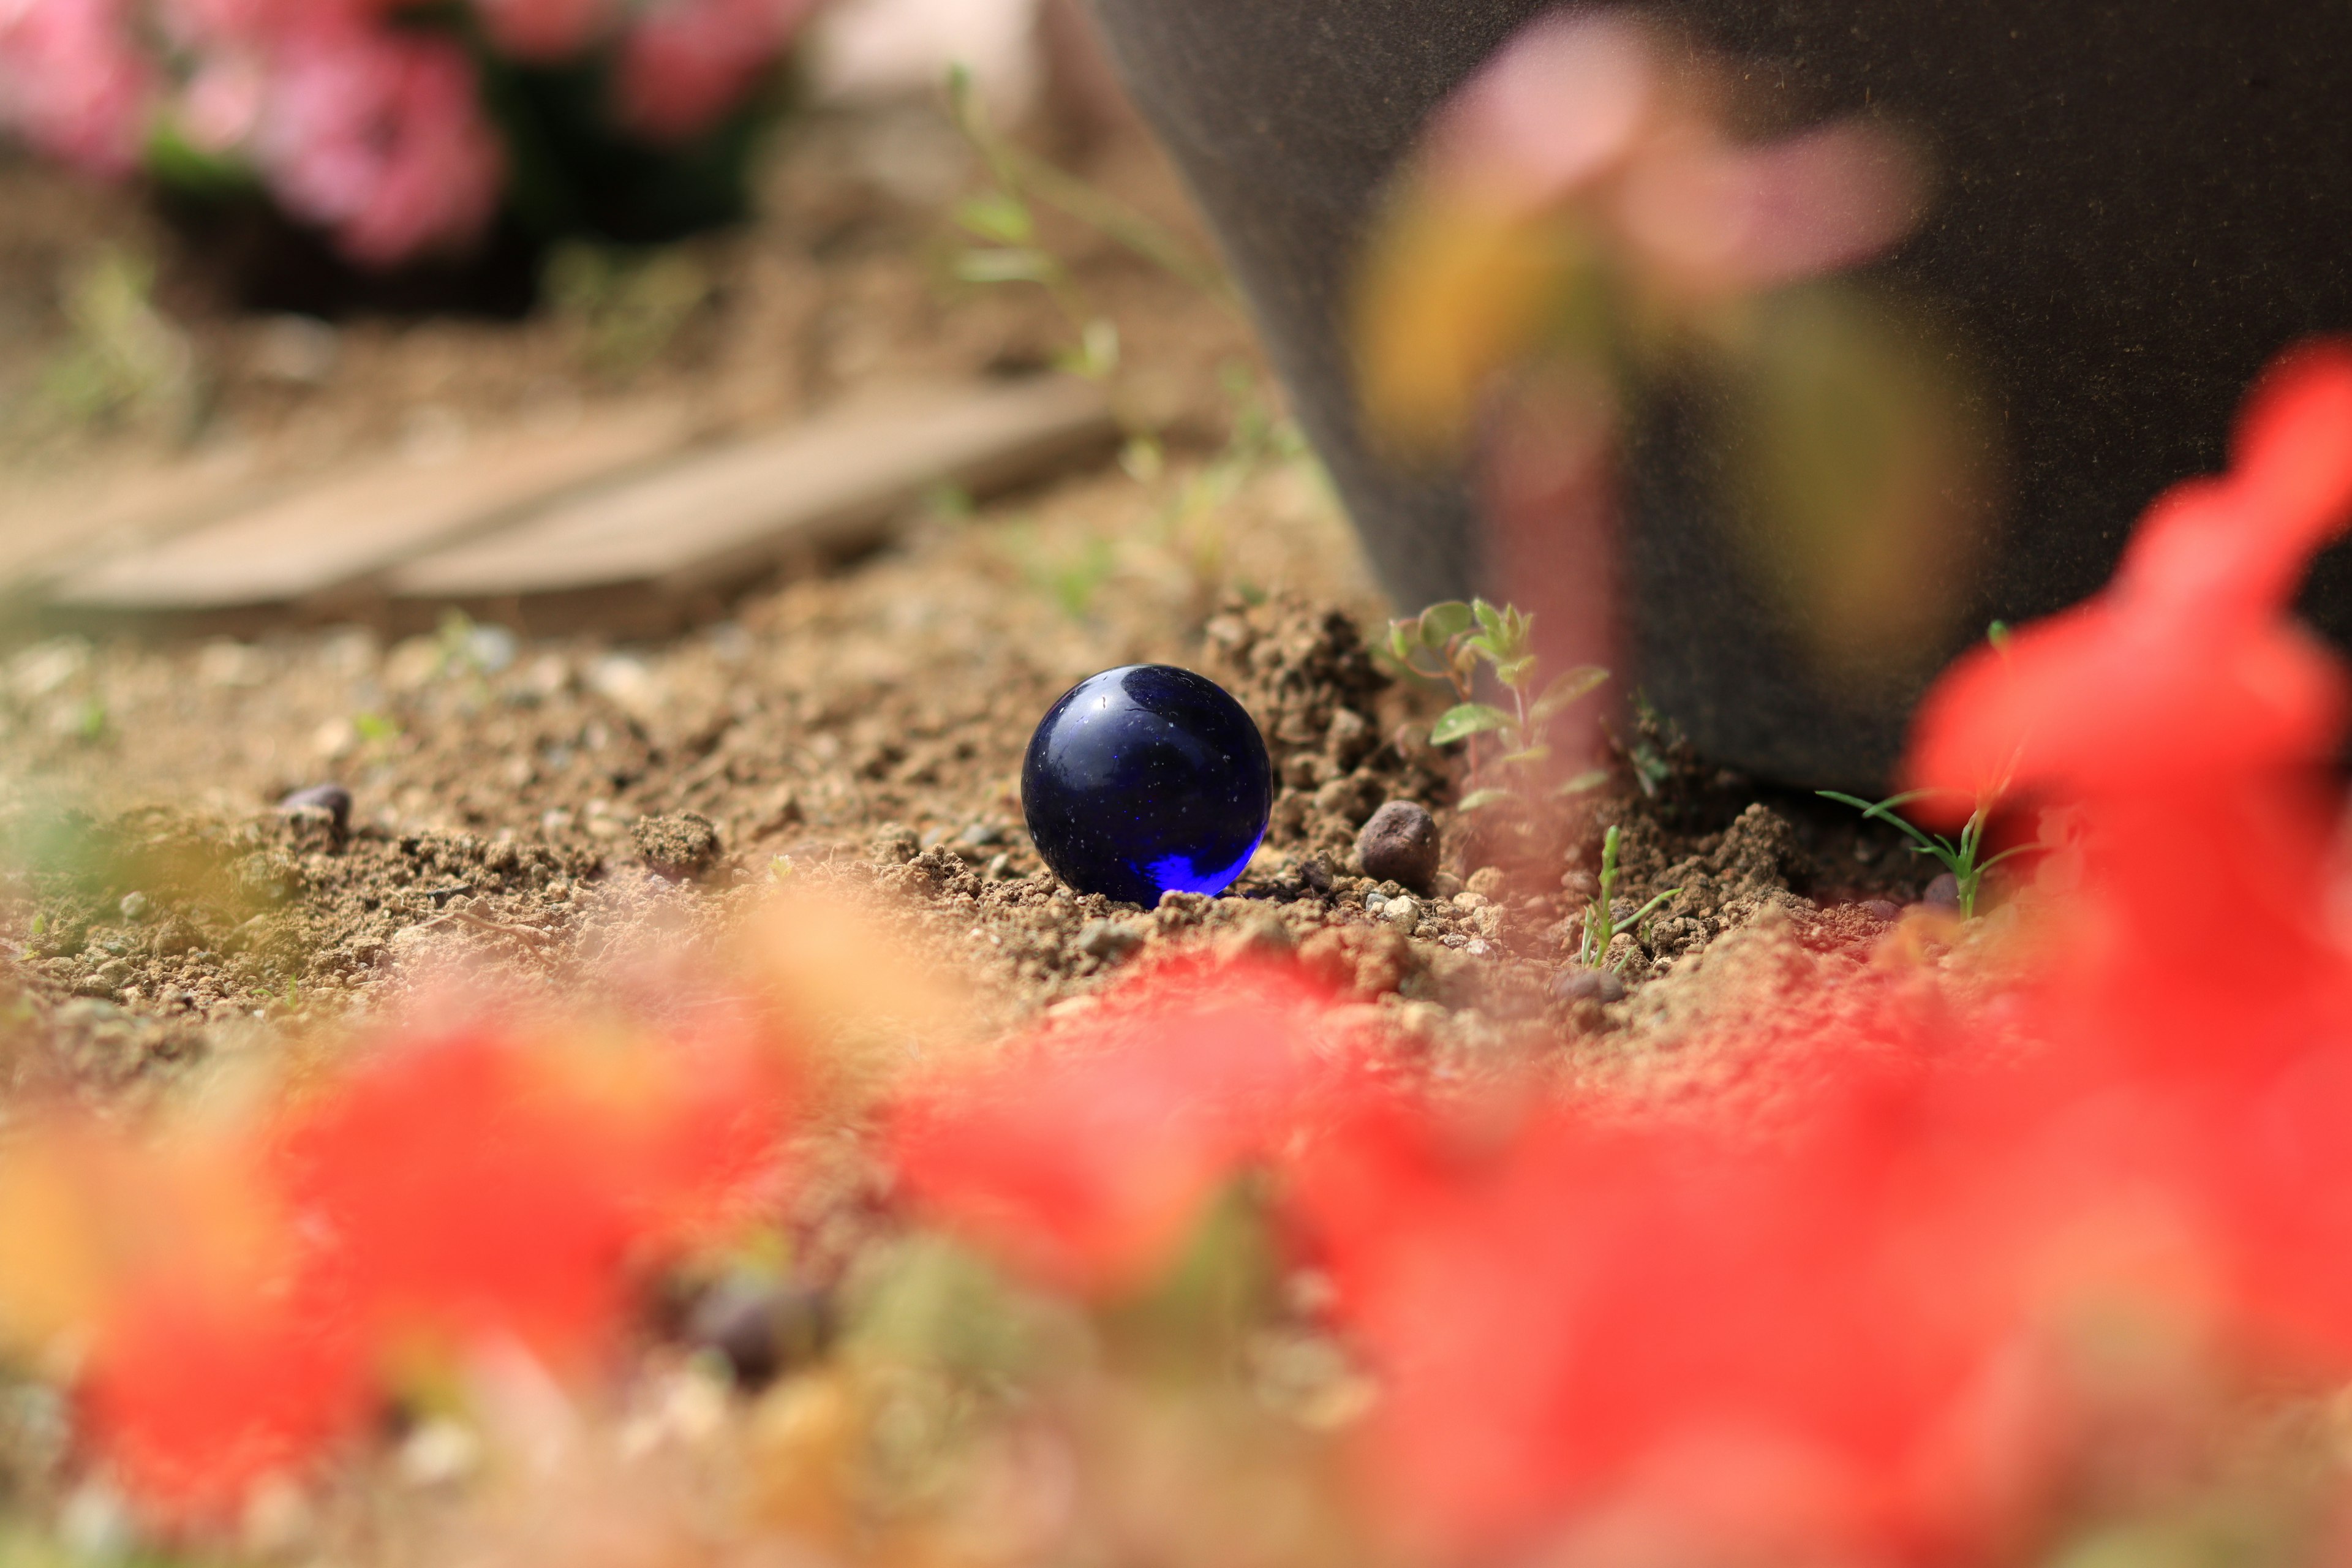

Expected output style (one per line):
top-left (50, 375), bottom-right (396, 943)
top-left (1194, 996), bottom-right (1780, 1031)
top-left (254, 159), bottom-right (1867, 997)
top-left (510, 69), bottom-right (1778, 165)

top-left (1363, 890), bottom-right (1390, 913)
top-left (1354, 801), bottom-right (1440, 894)
top-left (1552, 969), bottom-right (1627, 1005)
top-left (1861, 899), bottom-right (1903, 923)
top-left (116, 891), bottom-right (151, 922)
top-left (1921, 872), bottom-right (1962, 911)
top-left (684, 1275), bottom-right (831, 1390)
top-left (1381, 895), bottom-right (1422, 936)
top-left (277, 782), bottom-right (352, 835)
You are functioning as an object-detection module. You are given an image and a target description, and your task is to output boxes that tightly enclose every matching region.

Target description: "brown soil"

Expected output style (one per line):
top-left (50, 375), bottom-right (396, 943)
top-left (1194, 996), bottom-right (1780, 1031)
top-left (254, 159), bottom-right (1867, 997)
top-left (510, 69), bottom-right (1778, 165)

top-left (0, 100), bottom-right (1940, 1108)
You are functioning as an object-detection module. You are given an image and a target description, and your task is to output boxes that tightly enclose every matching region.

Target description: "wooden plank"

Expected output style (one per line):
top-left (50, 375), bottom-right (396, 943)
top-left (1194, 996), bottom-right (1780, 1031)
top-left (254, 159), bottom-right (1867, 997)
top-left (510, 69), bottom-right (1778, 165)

top-left (0, 449), bottom-right (282, 603)
top-left (47, 402), bottom-right (696, 614)
top-left (385, 375), bottom-right (1115, 603)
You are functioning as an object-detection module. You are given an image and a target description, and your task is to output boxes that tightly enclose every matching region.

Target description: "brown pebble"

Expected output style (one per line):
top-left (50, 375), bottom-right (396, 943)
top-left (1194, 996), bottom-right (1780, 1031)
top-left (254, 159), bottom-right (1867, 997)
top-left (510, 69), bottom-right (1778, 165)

top-left (1354, 801), bottom-right (1439, 894)
top-left (1921, 872), bottom-right (1962, 911)
top-left (1552, 968), bottom-right (1627, 1005)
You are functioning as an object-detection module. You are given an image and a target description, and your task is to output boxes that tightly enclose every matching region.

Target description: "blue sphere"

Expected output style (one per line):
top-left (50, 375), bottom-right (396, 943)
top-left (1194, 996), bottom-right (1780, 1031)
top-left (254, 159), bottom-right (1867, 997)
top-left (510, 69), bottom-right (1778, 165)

top-left (1022, 665), bottom-right (1273, 906)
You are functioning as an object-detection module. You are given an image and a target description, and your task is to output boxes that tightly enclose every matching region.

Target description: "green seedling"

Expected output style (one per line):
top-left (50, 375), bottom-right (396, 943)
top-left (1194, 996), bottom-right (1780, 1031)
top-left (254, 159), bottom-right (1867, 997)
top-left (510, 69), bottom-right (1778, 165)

top-left (545, 241), bottom-right (710, 377)
top-left (1815, 786), bottom-right (2027, 920)
top-left (1577, 824), bottom-right (1681, 969)
top-left (1819, 620), bottom-right (2024, 919)
top-left (39, 247), bottom-right (194, 429)
top-left (945, 64), bottom-right (1235, 380)
top-left (1140, 361), bottom-right (1313, 604)
top-left (1384, 598), bottom-right (1610, 812)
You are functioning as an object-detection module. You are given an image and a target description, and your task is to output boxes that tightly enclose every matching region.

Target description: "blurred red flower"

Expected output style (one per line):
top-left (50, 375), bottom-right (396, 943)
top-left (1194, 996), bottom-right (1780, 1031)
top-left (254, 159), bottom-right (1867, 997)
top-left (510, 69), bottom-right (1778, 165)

top-left (890, 957), bottom-right (1372, 1295)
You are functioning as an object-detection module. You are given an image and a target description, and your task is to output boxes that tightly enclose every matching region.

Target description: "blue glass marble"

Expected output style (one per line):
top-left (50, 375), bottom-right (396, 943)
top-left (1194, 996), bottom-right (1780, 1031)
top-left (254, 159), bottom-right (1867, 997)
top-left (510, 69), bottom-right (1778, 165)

top-left (1022, 664), bottom-right (1273, 907)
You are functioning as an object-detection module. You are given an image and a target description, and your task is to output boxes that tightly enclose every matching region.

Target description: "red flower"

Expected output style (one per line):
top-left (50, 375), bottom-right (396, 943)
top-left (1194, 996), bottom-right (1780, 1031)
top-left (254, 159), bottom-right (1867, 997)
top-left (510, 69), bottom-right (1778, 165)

top-left (890, 957), bottom-right (1368, 1295)
top-left (274, 1023), bottom-right (790, 1356)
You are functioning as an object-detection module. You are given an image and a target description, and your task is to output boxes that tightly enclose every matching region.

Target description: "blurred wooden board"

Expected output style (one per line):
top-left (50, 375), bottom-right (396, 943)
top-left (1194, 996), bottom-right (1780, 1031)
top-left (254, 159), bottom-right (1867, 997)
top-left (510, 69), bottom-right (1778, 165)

top-left (0, 450), bottom-right (282, 605)
top-left (47, 402), bottom-right (696, 616)
top-left (386, 375), bottom-right (1115, 605)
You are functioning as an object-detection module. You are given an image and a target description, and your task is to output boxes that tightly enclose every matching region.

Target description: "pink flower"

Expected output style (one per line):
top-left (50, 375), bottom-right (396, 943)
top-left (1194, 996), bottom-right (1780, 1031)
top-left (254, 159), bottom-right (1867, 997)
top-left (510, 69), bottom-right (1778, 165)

top-left (476, 0), bottom-right (617, 61)
top-left (0, 0), bottom-right (154, 175)
top-left (615, 0), bottom-right (818, 142)
top-left (1422, 9), bottom-right (1924, 300)
top-left (252, 21), bottom-right (505, 265)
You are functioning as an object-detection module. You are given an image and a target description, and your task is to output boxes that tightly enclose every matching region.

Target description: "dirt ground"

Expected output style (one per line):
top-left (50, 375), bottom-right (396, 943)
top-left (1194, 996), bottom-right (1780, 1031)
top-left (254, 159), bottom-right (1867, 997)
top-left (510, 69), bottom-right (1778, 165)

top-left (0, 97), bottom-right (1941, 1113)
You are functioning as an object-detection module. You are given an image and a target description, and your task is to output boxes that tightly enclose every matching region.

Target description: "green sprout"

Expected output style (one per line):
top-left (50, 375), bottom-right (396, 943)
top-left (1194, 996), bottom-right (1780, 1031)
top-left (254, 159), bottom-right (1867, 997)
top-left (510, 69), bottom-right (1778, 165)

top-left (944, 64), bottom-right (1234, 380)
top-left (353, 712), bottom-right (401, 747)
top-left (1577, 824), bottom-right (1681, 969)
top-left (1819, 620), bottom-right (2025, 919)
top-left (1815, 786), bottom-right (2027, 920)
top-left (1384, 598), bottom-right (1610, 812)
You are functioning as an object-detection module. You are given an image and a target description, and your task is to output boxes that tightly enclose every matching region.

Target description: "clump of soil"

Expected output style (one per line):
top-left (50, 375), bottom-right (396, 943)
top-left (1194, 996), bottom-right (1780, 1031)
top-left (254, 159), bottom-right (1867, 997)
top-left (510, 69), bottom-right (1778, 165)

top-left (0, 593), bottom-right (1951, 1095)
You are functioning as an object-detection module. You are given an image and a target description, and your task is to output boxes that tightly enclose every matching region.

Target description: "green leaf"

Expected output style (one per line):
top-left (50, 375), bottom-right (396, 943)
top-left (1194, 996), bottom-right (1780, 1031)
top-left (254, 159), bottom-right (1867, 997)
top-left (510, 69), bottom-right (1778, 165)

top-left (1472, 598), bottom-right (1506, 639)
top-left (1494, 655), bottom-right (1538, 688)
top-left (954, 192), bottom-right (1034, 245)
top-left (1418, 601), bottom-right (1474, 647)
top-left (956, 248), bottom-right (1058, 285)
top-left (1987, 619), bottom-right (2011, 652)
top-left (1555, 768), bottom-right (1611, 796)
top-left (1496, 744), bottom-right (1551, 767)
top-left (1612, 887), bottom-right (1683, 936)
top-left (1386, 622), bottom-right (1415, 665)
top-left (1531, 665), bottom-right (1610, 720)
top-left (1430, 703), bottom-right (1514, 745)
top-left (1457, 788), bottom-right (1517, 813)
top-left (1058, 317), bottom-right (1120, 379)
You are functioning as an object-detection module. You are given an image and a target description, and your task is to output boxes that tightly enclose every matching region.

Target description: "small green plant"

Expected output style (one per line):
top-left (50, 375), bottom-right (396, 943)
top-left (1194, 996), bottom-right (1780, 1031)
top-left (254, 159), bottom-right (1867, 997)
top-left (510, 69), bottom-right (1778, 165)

top-left (70, 697), bottom-right (108, 743)
top-left (39, 248), bottom-right (194, 430)
top-left (944, 64), bottom-right (1233, 381)
top-left (1384, 598), bottom-right (1610, 812)
top-left (1819, 621), bottom-right (2025, 919)
top-left (1577, 824), bottom-right (1681, 968)
top-left (545, 241), bottom-right (710, 378)
top-left (1815, 786), bottom-right (2027, 920)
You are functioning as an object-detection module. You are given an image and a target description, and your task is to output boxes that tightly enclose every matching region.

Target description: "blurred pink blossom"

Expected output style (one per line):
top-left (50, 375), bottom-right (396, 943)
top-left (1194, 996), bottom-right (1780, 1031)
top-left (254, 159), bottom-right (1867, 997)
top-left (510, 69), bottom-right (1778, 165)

top-left (477, 0), bottom-right (618, 61)
top-left (617, 0), bottom-right (818, 141)
top-left (1426, 9), bottom-right (1924, 301)
top-left (0, 0), bottom-right (155, 174)
top-left (255, 23), bottom-right (504, 264)
top-left (2, 0), bottom-right (821, 266)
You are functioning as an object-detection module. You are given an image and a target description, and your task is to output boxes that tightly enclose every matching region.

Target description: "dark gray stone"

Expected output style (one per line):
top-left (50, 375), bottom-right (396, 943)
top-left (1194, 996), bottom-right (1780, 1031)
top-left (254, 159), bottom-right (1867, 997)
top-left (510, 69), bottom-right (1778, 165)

top-left (1355, 800), bottom-right (1441, 892)
top-left (685, 1275), bottom-right (831, 1389)
top-left (1553, 968), bottom-right (1629, 1005)
top-left (277, 783), bottom-right (352, 835)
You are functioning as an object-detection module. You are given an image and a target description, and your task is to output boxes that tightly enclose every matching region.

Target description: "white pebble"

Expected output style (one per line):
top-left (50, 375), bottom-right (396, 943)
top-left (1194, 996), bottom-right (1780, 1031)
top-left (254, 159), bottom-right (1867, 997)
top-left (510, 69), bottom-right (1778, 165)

top-left (1382, 896), bottom-right (1421, 935)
